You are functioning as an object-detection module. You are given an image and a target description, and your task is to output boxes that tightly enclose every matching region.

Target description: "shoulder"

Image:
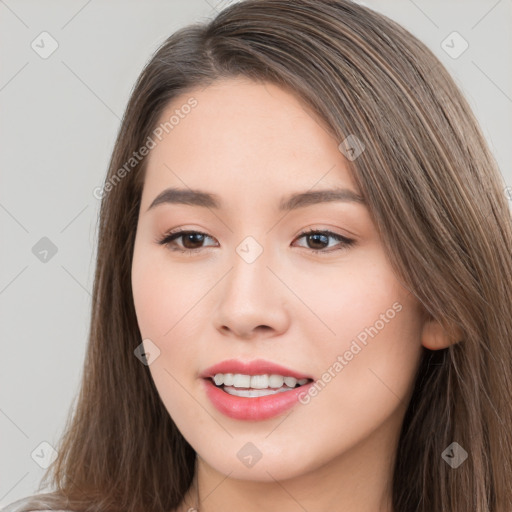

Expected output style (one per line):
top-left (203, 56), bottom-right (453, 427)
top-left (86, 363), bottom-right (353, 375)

top-left (0, 495), bottom-right (73, 512)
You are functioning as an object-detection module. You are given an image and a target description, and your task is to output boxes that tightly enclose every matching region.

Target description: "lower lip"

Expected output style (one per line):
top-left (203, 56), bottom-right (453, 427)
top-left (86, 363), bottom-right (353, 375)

top-left (202, 378), bottom-right (314, 421)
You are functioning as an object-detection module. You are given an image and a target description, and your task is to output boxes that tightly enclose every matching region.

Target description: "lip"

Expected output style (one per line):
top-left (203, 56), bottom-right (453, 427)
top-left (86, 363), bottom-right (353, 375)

top-left (199, 358), bottom-right (313, 380)
top-left (202, 378), bottom-right (315, 421)
top-left (199, 358), bottom-right (314, 421)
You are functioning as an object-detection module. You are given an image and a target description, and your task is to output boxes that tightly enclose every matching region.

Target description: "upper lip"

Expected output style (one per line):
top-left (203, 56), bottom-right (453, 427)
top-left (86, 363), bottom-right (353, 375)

top-left (200, 358), bottom-right (313, 380)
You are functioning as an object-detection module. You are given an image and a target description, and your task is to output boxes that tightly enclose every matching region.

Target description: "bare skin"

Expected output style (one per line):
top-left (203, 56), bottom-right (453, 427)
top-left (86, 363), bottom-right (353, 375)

top-left (131, 77), bottom-right (461, 512)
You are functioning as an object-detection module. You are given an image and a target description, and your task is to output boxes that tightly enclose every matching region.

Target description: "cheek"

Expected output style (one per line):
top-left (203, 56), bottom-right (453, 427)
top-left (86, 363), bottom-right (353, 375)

top-left (132, 245), bottom-right (201, 420)
top-left (295, 254), bottom-right (424, 409)
top-left (288, 252), bottom-right (402, 343)
top-left (305, 294), bottom-right (423, 424)
top-left (131, 241), bottom-right (209, 397)
top-left (131, 241), bottom-right (204, 339)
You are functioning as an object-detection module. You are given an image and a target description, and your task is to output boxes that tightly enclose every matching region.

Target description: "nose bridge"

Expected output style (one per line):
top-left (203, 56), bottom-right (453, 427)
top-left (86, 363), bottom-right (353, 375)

top-left (227, 233), bottom-right (273, 296)
top-left (212, 231), bottom-right (290, 337)
top-left (235, 234), bottom-right (267, 267)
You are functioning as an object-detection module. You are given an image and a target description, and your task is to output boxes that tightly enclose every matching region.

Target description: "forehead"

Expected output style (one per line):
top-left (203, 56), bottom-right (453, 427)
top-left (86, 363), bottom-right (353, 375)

top-left (142, 78), bottom-right (360, 205)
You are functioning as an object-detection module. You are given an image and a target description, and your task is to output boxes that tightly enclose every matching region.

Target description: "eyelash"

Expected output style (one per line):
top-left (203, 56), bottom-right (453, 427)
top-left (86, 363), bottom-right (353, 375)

top-left (156, 228), bottom-right (355, 255)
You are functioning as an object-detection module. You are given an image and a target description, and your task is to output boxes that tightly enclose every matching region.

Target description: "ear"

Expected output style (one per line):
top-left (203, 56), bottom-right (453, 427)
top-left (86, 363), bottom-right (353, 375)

top-left (421, 318), bottom-right (464, 350)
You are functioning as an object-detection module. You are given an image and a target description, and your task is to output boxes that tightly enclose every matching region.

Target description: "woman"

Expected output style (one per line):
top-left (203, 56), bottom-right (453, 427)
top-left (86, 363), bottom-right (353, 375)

top-left (3, 0), bottom-right (511, 511)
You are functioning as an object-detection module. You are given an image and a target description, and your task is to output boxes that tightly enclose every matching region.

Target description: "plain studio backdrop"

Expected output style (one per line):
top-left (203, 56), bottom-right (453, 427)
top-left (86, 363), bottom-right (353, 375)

top-left (0, 0), bottom-right (511, 507)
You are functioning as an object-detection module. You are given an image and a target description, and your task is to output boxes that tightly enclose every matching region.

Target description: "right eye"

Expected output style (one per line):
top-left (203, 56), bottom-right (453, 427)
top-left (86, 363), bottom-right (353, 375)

top-left (157, 229), bottom-right (218, 253)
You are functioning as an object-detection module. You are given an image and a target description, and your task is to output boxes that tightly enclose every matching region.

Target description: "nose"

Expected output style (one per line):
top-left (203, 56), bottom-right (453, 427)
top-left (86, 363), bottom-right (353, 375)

top-left (212, 242), bottom-right (291, 341)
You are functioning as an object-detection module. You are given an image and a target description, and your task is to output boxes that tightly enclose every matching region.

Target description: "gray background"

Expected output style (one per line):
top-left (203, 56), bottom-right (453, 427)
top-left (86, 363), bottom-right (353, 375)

top-left (1, 0), bottom-right (511, 506)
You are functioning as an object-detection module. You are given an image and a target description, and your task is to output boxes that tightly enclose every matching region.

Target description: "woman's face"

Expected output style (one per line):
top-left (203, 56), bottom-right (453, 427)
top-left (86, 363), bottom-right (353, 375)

top-left (131, 77), bottom-right (426, 482)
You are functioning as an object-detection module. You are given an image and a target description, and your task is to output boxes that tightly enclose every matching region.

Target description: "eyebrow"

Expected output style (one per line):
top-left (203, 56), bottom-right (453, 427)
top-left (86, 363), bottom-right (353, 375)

top-left (146, 186), bottom-right (366, 213)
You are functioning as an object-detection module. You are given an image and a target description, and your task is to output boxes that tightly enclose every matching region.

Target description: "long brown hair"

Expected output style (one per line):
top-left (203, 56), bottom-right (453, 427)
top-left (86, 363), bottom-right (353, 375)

top-left (7, 1), bottom-right (512, 511)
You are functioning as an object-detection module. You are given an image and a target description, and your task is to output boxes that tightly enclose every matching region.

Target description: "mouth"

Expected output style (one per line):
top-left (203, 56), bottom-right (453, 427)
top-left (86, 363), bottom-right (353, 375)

top-left (206, 374), bottom-right (314, 398)
top-left (199, 359), bottom-right (316, 419)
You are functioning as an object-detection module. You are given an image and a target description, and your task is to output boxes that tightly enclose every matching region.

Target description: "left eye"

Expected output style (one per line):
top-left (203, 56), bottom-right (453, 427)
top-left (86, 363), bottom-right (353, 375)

top-left (157, 229), bottom-right (355, 254)
top-left (294, 229), bottom-right (355, 253)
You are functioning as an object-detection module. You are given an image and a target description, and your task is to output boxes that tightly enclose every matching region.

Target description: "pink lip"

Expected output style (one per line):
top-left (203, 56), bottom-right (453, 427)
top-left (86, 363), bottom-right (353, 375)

top-left (202, 378), bottom-right (314, 421)
top-left (199, 358), bottom-right (314, 421)
top-left (199, 358), bottom-right (313, 380)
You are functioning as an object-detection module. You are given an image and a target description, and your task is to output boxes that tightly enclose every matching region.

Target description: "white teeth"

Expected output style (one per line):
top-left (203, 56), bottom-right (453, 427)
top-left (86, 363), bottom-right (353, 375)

top-left (211, 373), bottom-right (309, 389)
top-left (269, 375), bottom-right (284, 388)
top-left (284, 376), bottom-right (297, 387)
top-left (233, 374), bottom-right (251, 387)
top-left (250, 374), bottom-right (269, 389)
